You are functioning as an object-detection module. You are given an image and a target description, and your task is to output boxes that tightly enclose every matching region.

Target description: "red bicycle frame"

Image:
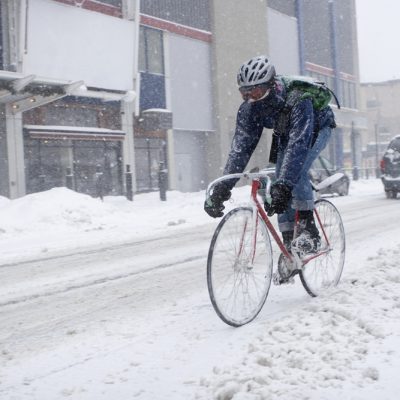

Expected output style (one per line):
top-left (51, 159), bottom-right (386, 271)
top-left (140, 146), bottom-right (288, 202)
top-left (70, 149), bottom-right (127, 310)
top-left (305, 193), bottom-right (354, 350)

top-left (250, 179), bottom-right (330, 266)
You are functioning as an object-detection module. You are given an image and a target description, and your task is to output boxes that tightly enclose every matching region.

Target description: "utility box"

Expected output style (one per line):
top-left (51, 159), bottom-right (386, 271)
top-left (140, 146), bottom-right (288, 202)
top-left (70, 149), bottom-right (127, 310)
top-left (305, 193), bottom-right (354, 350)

top-left (141, 109), bottom-right (173, 132)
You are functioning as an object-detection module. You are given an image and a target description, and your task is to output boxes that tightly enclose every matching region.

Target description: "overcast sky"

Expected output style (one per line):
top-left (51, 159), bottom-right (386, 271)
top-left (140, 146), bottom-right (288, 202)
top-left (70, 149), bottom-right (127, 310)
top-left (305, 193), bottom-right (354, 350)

top-left (355, 0), bottom-right (400, 82)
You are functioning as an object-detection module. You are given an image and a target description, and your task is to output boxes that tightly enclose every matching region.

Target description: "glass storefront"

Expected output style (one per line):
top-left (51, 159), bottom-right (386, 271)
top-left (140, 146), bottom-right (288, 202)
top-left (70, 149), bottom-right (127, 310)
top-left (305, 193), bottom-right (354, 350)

top-left (134, 137), bottom-right (167, 192)
top-left (24, 136), bottom-right (123, 196)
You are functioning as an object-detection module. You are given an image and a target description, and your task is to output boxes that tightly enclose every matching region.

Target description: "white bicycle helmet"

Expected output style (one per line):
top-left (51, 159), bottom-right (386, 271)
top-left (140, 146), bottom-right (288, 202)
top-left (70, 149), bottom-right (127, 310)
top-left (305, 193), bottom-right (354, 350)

top-left (237, 55), bottom-right (276, 87)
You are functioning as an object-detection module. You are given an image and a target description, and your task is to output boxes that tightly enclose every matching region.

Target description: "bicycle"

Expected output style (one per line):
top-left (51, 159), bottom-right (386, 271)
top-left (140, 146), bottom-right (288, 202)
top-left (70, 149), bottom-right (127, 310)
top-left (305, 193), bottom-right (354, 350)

top-left (205, 170), bottom-right (346, 327)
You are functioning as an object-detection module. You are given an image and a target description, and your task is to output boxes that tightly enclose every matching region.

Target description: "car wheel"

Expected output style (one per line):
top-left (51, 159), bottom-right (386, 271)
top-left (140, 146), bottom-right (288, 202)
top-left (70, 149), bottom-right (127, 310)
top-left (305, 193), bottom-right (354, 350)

top-left (386, 190), bottom-right (397, 199)
top-left (338, 179), bottom-right (350, 196)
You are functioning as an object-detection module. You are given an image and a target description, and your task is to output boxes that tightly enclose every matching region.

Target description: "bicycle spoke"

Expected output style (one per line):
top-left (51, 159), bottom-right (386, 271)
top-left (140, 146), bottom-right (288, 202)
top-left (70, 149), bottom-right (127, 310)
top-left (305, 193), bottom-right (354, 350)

top-left (207, 207), bottom-right (273, 326)
top-left (300, 199), bottom-right (345, 297)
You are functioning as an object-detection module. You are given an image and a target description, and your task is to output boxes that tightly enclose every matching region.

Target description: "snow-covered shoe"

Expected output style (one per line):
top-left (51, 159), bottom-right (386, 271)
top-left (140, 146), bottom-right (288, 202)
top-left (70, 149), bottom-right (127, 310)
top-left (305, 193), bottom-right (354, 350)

top-left (292, 210), bottom-right (321, 255)
top-left (292, 230), bottom-right (321, 254)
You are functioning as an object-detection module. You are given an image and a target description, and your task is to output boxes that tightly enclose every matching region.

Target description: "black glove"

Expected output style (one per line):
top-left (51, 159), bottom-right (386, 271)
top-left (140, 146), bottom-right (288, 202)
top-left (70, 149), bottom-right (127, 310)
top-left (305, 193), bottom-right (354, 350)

top-left (204, 182), bottom-right (232, 218)
top-left (265, 182), bottom-right (292, 216)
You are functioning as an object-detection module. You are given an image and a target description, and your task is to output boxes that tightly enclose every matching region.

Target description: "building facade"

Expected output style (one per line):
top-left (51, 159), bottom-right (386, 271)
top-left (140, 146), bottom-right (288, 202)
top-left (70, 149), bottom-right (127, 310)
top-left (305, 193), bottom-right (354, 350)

top-left (136, 0), bottom-right (213, 192)
top-left (360, 79), bottom-right (400, 167)
top-left (0, 0), bottom-right (366, 199)
top-left (0, 0), bottom-right (137, 199)
top-left (208, 0), bottom-right (366, 181)
top-left (299, 0), bottom-right (366, 170)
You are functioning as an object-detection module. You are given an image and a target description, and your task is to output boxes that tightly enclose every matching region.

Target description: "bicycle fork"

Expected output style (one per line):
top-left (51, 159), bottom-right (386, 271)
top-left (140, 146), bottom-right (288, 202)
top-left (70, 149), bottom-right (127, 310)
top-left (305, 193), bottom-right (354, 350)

top-left (234, 208), bottom-right (258, 270)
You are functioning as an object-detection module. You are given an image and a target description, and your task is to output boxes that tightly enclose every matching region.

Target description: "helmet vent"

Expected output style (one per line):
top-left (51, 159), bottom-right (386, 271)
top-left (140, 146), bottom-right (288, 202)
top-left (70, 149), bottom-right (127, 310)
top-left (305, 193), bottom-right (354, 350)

top-left (259, 70), bottom-right (267, 80)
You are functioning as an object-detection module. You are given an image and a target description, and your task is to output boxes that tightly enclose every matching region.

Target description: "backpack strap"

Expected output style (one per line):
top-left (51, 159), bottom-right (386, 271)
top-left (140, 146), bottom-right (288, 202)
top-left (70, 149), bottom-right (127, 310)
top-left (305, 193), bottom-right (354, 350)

top-left (269, 89), bottom-right (303, 164)
top-left (327, 87), bottom-right (341, 109)
top-left (275, 89), bottom-right (302, 135)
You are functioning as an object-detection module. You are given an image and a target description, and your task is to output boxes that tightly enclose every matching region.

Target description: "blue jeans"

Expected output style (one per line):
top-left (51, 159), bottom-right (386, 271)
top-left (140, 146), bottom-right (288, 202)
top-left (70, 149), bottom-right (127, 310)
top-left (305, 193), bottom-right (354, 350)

top-left (275, 126), bottom-right (332, 232)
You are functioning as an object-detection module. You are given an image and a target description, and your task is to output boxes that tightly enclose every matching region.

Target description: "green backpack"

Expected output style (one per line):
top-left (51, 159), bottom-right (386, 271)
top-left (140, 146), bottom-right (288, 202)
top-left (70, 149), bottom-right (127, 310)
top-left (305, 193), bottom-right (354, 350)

top-left (280, 76), bottom-right (340, 110)
top-left (268, 76), bottom-right (340, 164)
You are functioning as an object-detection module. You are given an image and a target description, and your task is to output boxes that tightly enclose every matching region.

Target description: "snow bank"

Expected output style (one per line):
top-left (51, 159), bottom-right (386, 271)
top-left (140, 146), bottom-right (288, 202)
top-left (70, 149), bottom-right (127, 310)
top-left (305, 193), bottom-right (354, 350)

top-left (0, 179), bottom-right (383, 262)
top-left (0, 187), bottom-right (211, 236)
top-left (0, 187), bottom-right (212, 261)
top-left (0, 188), bottom-right (115, 232)
top-left (199, 246), bottom-right (400, 400)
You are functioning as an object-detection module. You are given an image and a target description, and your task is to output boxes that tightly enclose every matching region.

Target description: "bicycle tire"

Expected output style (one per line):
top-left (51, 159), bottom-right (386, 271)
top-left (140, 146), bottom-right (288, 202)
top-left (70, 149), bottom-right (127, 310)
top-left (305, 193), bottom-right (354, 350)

top-left (207, 207), bottom-right (273, 327)
top-left (299, 199), bottom-right (345, 297)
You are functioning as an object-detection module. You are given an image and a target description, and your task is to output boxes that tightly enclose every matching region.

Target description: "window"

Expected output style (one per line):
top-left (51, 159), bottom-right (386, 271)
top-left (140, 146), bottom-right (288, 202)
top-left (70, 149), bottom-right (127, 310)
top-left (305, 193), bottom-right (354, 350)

top-left (267, 0), bottom-right (296, 17)
top-left (97, 0), bottom-right (122, 7)
top-left (339, 80), bottom-right (357, 109)
top-left (140, 0), bottom-right (210, 31)
top-left (139, 26), bottom-right (166, 111)
top-left (139, 26), bottom-right (164, 75)
top-left (134, 137), bottom-right (166, 192)
top-left (140, 72), bottom-right (166, 110)
top-left (389, 138), bottom-right (400, 152)
top-left (24, 137), bottom-right (123, 195)
top-left (348, 81), bottom-right (357, 109)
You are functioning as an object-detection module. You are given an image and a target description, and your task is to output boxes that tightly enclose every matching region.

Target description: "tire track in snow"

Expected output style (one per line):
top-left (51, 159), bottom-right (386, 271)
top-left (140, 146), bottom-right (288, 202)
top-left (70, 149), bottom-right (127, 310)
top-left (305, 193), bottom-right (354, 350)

top-left (0, 223), bottom-right (214, 269)
top-left (0, 254), bottom-right (206, 308)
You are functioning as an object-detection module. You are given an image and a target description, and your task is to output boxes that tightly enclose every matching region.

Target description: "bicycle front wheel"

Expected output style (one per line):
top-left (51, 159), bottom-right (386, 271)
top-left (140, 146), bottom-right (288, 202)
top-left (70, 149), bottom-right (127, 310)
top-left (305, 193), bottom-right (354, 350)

top-left (207, 207), bottom-right (273, 327)
top-left (300, 199), bottom-right (345, 297)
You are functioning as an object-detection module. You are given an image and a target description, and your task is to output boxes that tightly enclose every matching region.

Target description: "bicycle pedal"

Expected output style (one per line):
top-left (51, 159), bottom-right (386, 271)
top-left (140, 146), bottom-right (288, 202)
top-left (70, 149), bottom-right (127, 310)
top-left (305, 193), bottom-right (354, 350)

top-left (272, 273), bottom-right (295, 286)
top-left (272, 272), bottom-right (281, 285)
top-left (280, 276), bottom-right (295, 285)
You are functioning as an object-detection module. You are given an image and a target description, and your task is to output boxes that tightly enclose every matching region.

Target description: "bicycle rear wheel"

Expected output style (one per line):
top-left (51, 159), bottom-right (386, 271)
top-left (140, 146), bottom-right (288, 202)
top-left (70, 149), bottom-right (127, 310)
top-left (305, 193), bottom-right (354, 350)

top-left (207, 207), bottom-right (273, 327)
top-left (300, 199), bottom-right (345, 297)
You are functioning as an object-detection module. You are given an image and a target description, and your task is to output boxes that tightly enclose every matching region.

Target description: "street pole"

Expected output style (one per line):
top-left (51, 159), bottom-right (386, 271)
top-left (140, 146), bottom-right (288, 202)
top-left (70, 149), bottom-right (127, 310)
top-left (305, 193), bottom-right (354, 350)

top-left (295, 0), bottom-right (305, 75)
top-left (351, 121), bottom-right (359, 180)
top-left (328, 0), bottom-right (343, 169)
top-left (375, 123), bottom-right (380, 178)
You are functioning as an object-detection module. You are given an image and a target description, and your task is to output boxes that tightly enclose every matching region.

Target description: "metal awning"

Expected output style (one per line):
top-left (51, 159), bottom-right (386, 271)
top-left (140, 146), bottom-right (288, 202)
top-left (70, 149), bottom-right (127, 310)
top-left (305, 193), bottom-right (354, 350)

top-left (0, 70), bottom-right (136, 114)
top-left (24, 124), bottom-right (125, 141)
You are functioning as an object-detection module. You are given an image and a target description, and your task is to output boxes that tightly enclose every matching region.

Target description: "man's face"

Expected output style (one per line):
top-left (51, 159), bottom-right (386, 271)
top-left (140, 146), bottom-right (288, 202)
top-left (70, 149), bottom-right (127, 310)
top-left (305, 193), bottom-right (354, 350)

top-left (239, 84), bottom-right (271, 102)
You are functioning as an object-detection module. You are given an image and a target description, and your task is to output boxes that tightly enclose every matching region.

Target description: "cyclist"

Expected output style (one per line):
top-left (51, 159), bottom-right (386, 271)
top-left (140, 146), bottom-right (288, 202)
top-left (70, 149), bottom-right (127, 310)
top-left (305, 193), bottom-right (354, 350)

top-left (204, 55), bottom-right (336, 253)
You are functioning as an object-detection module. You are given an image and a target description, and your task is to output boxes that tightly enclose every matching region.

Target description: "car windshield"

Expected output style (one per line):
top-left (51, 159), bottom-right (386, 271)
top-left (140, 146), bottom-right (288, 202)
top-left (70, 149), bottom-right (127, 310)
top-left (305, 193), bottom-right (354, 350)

top-left (388, 138), bottom-right (400, 152)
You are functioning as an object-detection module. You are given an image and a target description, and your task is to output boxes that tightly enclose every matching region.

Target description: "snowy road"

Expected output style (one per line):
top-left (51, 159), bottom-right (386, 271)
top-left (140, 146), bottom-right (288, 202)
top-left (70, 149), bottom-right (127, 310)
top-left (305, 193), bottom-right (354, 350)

top-left (1, 185), bottom-right (400, 399)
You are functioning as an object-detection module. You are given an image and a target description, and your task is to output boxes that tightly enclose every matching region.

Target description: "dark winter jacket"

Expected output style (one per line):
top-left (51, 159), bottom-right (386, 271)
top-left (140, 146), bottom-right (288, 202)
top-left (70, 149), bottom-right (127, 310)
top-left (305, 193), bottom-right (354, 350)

top-left (223, 76), bottom-right (336, 189)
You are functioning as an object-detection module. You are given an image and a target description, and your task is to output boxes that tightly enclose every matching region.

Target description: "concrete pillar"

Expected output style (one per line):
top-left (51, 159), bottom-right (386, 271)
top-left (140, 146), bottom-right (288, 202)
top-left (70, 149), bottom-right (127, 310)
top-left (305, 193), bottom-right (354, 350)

top-left (163, 33), bottom-right (176, 190)
top-left (5, 104), bottom-right (25, 198)
top-left (166, 128), bottom-right (176, 189)
top-left (121, 99), bottom-right (137, 193)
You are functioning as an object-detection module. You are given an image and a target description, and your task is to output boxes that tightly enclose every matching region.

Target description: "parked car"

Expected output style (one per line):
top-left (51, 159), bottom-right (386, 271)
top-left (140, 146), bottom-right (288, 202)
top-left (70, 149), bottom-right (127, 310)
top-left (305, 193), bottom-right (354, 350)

top-left (259, 155), bottom-right (350, 196)
top-left (309, 156), bottom-right (350, 196)
top-left (380, 135), bottom-right (400, 198)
